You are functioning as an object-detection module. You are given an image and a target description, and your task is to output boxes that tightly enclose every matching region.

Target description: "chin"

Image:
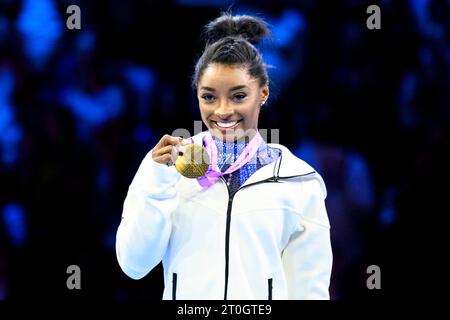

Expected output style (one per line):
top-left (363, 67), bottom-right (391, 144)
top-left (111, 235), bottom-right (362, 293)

top-left (208, 125), bottom-right (254, 142)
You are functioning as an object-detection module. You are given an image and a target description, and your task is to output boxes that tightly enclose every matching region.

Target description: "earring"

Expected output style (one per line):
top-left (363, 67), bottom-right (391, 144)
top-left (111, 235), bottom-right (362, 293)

top-left (260, 100), bottom-right (266, 106)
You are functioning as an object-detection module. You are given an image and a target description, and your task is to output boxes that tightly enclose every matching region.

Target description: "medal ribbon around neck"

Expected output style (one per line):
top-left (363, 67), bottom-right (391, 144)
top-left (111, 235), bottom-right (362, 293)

top-left (194, 130), bottom-right (263, 188)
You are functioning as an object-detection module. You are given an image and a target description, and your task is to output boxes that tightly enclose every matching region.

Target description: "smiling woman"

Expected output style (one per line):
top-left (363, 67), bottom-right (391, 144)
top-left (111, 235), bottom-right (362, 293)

top-left (116, 12), bottom-right (333, 300)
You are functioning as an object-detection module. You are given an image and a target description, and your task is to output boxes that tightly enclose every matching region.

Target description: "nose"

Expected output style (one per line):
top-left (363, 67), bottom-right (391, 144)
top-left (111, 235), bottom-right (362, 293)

top-left (214, 100), bottom-right (234, 120)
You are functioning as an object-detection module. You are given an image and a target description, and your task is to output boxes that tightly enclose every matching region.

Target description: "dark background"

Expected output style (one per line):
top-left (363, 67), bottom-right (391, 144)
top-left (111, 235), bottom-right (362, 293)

top-left (0, 0), bottom-right (448, 299)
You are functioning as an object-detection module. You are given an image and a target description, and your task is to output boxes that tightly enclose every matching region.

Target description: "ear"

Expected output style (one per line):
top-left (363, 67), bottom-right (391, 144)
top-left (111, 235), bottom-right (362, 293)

top-left (260, 84), bottom-right (269, 104)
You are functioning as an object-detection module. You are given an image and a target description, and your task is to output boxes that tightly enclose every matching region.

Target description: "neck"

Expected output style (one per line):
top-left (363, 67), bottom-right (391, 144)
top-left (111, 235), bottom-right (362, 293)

top-left (212, 130), bottom-right (265, 167)
top-left (212, 128), bottom-right (259, 143)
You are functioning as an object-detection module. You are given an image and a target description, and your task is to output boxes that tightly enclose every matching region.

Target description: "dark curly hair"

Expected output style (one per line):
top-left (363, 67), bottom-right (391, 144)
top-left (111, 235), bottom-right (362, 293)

top-left (192, 12), bottom-right (271, 89)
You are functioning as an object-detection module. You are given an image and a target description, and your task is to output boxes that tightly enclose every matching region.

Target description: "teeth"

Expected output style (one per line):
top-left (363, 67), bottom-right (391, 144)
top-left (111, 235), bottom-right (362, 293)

top-left (216, 121), bottom-right (238, 128)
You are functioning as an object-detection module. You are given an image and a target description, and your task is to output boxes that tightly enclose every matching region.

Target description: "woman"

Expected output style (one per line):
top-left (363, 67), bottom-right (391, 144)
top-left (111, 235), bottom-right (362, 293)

top-left (116, 13), bottom-right (333, 300)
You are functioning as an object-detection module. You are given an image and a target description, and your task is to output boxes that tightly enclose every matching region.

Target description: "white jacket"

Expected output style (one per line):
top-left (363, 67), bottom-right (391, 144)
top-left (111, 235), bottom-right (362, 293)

top-left (116, 132), bottom-right (333, 300)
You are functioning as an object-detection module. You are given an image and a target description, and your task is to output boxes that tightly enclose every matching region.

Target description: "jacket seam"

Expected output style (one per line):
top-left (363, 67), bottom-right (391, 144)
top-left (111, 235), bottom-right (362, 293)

top-left (230, 207), bottom-right (305, 215)
top-left (301, 216), bottom-right (331, 229)
top-left (268, 278), bottom-right (273, 300)
top-left (172, 272), bottom-right (177, 300)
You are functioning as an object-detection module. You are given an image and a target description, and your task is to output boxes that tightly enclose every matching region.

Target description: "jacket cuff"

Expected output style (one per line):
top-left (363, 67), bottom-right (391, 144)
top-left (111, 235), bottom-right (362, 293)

top-left (129, 149), bottom-right (181, 195)
top-left (148, 149), bottom-right (181, 186)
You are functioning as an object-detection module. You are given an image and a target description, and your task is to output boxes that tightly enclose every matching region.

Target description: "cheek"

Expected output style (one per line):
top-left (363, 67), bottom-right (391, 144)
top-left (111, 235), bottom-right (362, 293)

top-left (198, 103), bottom-right (211, 116)
top-left (198, 103), bottom-right (212, 126)
top-left (243, 102), bottom-right (260, 121)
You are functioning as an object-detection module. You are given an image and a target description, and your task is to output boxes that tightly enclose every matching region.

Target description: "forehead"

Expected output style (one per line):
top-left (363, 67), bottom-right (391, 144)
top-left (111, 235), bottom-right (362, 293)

top-left (199, 64), bottom-right (258, 88)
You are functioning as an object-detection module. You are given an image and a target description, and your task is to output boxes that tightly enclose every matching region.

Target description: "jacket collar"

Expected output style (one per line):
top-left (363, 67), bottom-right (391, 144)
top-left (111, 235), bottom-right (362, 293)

top-left (241, 143), bottom-right (317, 184)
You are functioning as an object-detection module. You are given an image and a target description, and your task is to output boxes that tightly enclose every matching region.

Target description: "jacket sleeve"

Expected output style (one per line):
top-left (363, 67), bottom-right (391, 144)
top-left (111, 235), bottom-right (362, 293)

top-left (116, 149), bottom-right (181, 279)
top-left (282, 177), bottom-right (333, 299)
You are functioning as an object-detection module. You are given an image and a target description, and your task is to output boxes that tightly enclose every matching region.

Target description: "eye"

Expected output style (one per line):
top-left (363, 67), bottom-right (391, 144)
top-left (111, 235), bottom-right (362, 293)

top-left (201, 94), bottom-right (216, 103)
top-left (232, 93), bottom-right (247, 103)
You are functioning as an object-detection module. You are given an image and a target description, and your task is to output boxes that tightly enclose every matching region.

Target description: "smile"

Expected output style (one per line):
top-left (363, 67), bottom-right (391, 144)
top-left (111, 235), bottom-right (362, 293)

top-left (213, 120), bottom-right (242, 129)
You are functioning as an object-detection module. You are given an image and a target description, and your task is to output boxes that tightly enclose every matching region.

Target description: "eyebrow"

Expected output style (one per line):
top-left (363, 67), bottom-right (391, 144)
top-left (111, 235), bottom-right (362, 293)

top-left (200, 85), bottom-right (249, 92)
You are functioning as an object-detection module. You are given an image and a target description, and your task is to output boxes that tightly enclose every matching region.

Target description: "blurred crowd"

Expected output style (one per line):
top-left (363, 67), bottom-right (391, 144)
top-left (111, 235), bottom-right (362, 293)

top-left (0, 0), bottom-right (448, 299)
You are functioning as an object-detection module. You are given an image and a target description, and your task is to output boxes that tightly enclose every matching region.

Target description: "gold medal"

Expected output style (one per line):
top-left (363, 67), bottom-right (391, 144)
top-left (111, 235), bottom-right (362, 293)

top-left (174, 143), bottom-right (210, 179)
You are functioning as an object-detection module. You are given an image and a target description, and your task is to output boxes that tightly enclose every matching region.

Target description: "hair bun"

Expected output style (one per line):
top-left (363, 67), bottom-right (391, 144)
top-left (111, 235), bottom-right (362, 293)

top-left (204, 13), bottom-right (270, 45)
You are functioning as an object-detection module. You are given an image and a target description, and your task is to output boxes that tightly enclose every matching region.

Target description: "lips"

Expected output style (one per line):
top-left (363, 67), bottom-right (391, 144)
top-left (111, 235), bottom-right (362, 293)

top-left (212, 120), bottom-right (242, 129)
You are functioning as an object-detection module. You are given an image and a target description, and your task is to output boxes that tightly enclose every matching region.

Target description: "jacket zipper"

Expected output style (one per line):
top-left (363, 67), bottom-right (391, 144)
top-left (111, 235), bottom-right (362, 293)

top-left (223, 183), bottom-right (233, 300)
top-left (222, 152), bottom-right (284, 301)
top-left (222, 177), bottom-right (280, 300)
top-left (221, 150), bottom-right (284, 300)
